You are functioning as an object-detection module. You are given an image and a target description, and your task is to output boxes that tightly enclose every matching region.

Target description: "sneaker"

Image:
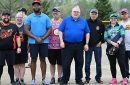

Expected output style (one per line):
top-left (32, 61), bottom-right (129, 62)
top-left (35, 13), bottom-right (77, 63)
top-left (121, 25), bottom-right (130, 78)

top-left (58, 77), bottom-right (62, 83)
top-left (122, 78), bottom-right (128, 85)
top-left (20, 79), bottom-right (25, 85)
top-left (109, 78), bottom-right (117, 84)
top-left (30, 80), bottom-right (35, 85)
top-left (42, 79), bottom-right (49, 85)
top-left (50, 77), bottom-right (55, 84)
top-left (15, 78), bottom-right (19, 84)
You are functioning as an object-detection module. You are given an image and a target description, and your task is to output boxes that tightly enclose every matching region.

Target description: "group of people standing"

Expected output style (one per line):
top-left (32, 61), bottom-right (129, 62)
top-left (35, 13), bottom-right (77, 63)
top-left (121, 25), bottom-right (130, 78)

top-left (0, 0), bottom-right (130, 85)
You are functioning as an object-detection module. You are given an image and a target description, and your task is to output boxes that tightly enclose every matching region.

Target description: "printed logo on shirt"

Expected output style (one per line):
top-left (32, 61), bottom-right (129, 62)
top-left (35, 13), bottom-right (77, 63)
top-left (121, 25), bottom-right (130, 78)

top-left (0, 29), bottom-right (13, 39)
top-left (96, 26), bottom-right (100, 30)
top-left (125, 24), bottom-right (130, 30)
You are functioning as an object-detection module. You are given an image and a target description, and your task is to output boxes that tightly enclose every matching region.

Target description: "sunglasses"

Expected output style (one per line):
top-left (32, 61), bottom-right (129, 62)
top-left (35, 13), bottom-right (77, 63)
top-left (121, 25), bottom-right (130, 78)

top-left (110, 17), bottom-right (117, 19)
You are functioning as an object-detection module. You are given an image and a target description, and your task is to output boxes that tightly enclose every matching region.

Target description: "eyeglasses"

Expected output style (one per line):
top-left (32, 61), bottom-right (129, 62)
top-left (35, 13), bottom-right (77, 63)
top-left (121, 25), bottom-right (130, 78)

top-left (121, 13), bottom-right (128, 15)
top-left (73, 11), bottom-right (80, 13)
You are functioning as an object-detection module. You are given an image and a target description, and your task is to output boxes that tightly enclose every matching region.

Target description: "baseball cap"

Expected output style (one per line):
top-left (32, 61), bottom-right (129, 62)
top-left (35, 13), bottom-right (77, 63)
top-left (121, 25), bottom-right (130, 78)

top-left (2, 11), bottom-right (10, 16)
top-left (32, 0), bottom-right (41, 5)
top-left (90, 9), bottom-right (98, 14)
top-left (120, 8), bottom-right (129, 13)
top-left (109, 13), bottom-right (118, 18)
top-left (52, 7), bottom-right (60, 12)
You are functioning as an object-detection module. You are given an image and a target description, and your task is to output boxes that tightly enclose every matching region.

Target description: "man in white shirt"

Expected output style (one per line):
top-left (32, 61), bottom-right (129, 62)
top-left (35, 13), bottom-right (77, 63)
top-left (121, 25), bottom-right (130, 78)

top-left (120, 8), bottom-right (130, 82)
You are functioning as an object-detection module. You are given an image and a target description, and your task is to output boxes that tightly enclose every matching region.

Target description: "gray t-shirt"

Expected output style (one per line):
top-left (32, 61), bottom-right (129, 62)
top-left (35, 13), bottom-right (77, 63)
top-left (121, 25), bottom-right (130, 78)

top-left (120, 19), bottom-right (130, 51)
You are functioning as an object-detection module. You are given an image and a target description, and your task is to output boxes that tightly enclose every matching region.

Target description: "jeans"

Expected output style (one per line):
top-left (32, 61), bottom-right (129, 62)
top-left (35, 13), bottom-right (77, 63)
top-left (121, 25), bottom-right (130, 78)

top-left (85, 46), bottom-right (102, 80)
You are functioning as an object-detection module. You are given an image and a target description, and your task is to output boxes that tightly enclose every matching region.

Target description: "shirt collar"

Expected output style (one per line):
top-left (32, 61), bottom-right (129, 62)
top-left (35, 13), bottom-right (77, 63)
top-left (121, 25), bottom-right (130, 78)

top-left (33, 12), bottom-right (42, 17)
top-left (70, 16), bottom-right (81, 21)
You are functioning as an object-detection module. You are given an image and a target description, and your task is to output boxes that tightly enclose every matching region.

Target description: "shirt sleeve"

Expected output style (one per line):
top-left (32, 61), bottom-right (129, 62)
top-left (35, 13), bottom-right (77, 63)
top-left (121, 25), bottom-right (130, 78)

top-left (14, 24), bottom-right (20, 36)
top-left (58, 18), bottom-right (66, 32)
top-left (119, 25), bottom-right (125, 38)
top-left (24, 16), bottom-right (31, 26)
top-left (84, 20), bottom-right (90, 33)
top-left (46, 16), bottom-right (52, 29)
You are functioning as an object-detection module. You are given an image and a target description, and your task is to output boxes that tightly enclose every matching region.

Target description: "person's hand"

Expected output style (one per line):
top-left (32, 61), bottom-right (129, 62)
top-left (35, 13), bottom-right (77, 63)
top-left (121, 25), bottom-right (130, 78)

top-left (96, 42), bottom-right (102, 47)
top-left (60, 41), bottom-right (65, 48)
top-left (17, 47), bottom-right (21, 54)
top-left (111, 41), bottom-right (119, 48)
top-left (35, 37), bottom-right (42, 44)
top-left (84, 44), bottom-right (89, 51)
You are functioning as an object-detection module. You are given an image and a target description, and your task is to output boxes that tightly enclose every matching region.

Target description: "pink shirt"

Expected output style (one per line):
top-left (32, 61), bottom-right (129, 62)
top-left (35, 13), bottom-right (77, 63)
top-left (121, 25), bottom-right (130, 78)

top-left (48, 18), bottom-right (62, 49)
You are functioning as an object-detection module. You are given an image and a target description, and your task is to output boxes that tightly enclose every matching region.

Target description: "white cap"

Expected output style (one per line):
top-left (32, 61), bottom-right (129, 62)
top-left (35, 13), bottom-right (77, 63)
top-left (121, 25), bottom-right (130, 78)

top-left (72, 5), bottom-right (80, 12)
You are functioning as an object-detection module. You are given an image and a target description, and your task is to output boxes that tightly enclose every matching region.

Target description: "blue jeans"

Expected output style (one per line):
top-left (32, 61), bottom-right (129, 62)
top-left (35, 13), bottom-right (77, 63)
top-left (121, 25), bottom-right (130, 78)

top-left (85, 46), bottom-right (102, 80)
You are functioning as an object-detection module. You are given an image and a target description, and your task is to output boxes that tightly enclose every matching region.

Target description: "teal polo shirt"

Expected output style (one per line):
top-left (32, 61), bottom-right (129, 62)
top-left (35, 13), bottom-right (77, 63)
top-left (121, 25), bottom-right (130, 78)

top-left (58, 16), bottom-right (90, 42)
top-left (25, 13), bottom-right (52, 44)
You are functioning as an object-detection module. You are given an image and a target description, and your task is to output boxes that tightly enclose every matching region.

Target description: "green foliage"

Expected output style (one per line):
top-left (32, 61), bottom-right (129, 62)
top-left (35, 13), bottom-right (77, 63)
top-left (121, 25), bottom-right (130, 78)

top-left (95, 0), bottom-right (113, 20)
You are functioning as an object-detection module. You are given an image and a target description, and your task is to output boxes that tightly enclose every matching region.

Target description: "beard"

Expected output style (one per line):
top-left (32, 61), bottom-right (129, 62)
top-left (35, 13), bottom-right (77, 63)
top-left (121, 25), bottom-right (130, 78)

top-left (33, 8), bottom-right (41, 13)
top-left (3, 18), bottom-right (10, 23)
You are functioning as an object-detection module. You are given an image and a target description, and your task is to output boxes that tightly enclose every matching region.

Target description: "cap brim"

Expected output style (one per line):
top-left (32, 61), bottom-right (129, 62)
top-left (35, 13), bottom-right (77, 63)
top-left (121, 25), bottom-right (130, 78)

top-left (32, 2), bottom-right (41, 5)
top-left (52, 9), bottom-right (60, 12)
top-left (91, 11), bottom-right (98, 13)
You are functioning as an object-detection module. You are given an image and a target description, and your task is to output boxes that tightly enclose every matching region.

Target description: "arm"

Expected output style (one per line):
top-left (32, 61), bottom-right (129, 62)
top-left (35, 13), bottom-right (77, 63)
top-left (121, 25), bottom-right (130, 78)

top-left (41, 26), bottom-right (52, 40)
top-left (24, 25), bottom-right (38, 40)
top-left (59, 31), bottom-right (65, 48)
top-left (16, 36), bottom-right (21, 53)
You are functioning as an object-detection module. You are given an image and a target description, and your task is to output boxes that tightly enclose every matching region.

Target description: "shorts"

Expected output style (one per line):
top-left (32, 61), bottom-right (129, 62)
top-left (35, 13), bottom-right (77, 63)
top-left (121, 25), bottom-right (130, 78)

top-left (29, 43), bottom-right (48, 59)
top-left (0, 50), bottom-right (15, 65)
top-left (48, 49), bottom-right (62, 65)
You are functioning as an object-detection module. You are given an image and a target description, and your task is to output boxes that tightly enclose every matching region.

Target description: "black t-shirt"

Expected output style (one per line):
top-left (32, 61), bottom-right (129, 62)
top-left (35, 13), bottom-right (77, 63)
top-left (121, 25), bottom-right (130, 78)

top-left (0, 23), bottom-right (19, 50)
top-left (17, 25), bottom-right (28, 55)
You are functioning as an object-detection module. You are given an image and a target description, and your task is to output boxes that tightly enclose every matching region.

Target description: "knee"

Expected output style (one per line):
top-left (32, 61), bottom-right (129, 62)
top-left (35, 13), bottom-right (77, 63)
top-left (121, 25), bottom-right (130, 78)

top-left (40, 58), bottom-right (45, 62)
top-left (31, 58), bottom-right (37, 63)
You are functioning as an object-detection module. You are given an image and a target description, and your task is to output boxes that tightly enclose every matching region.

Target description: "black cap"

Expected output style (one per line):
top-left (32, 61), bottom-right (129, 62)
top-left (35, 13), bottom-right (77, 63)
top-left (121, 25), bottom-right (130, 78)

top-left (2, 11), bottom-right (10, 16)
top-left (18, 8), bottom-right (27, 14)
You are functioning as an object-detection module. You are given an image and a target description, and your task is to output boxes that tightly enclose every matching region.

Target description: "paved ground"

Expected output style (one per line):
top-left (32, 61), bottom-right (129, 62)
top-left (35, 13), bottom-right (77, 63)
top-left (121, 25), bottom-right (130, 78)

top-left (0, 44), bottom-right (130, 85)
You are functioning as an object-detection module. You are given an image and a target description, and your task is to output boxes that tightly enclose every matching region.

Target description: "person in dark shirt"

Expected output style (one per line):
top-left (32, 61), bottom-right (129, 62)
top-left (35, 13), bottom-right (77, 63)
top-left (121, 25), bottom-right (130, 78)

top-left (0, 11), bottom-right (21, 85)
top-left (104, 13), bottom-right (127, 85)
top-left (14, 12), bottom-right (28, 85)
top-left (84, 9), bottom-right (105, 84)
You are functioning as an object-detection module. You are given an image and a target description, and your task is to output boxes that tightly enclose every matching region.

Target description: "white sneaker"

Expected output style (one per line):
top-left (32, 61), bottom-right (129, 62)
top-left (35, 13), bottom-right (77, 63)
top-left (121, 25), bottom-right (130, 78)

top-left (30, 80), bottom-right (36, 85)
top-left (42, 79), bottom-right (49, 85)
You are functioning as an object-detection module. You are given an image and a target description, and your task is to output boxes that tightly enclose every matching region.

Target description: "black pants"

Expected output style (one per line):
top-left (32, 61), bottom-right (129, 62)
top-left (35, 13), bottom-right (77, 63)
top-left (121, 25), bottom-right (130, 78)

top-left (61, 42), bottom-right (84, 82)
top-left (106, 45), bottom-right (126, 78)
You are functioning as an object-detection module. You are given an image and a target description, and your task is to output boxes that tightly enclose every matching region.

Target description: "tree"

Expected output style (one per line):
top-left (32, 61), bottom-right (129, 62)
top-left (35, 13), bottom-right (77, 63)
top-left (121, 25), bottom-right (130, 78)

top-left (0, 0), bottom-right (21, 17)
top-left (95, 0), bottom-right (113, 20)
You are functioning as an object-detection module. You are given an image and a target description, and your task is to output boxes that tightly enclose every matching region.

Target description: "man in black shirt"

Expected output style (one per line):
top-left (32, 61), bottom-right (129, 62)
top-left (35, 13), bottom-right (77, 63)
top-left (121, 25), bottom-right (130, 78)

top-left (84, 9), bottom-right (105, 84)
top-left (0, 11), bottom-right (21, 85)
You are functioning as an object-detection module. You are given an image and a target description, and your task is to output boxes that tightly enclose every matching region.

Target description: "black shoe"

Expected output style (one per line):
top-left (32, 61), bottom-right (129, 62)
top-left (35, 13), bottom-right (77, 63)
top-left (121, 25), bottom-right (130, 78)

top-left (11, 81), bottom-right (18, 85)
top-left (76, 80), bottom-right (84, 85)
top-left (96, 79), bottom-right (103, 84)
top-left (58, 77), bottom-right (62, 83)
top-left (84, 78), bottom-right (91, 84)
top-left (60, 80), bottom-right (68, 85)
top-left (50, 77), bottom-right (55, 84)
